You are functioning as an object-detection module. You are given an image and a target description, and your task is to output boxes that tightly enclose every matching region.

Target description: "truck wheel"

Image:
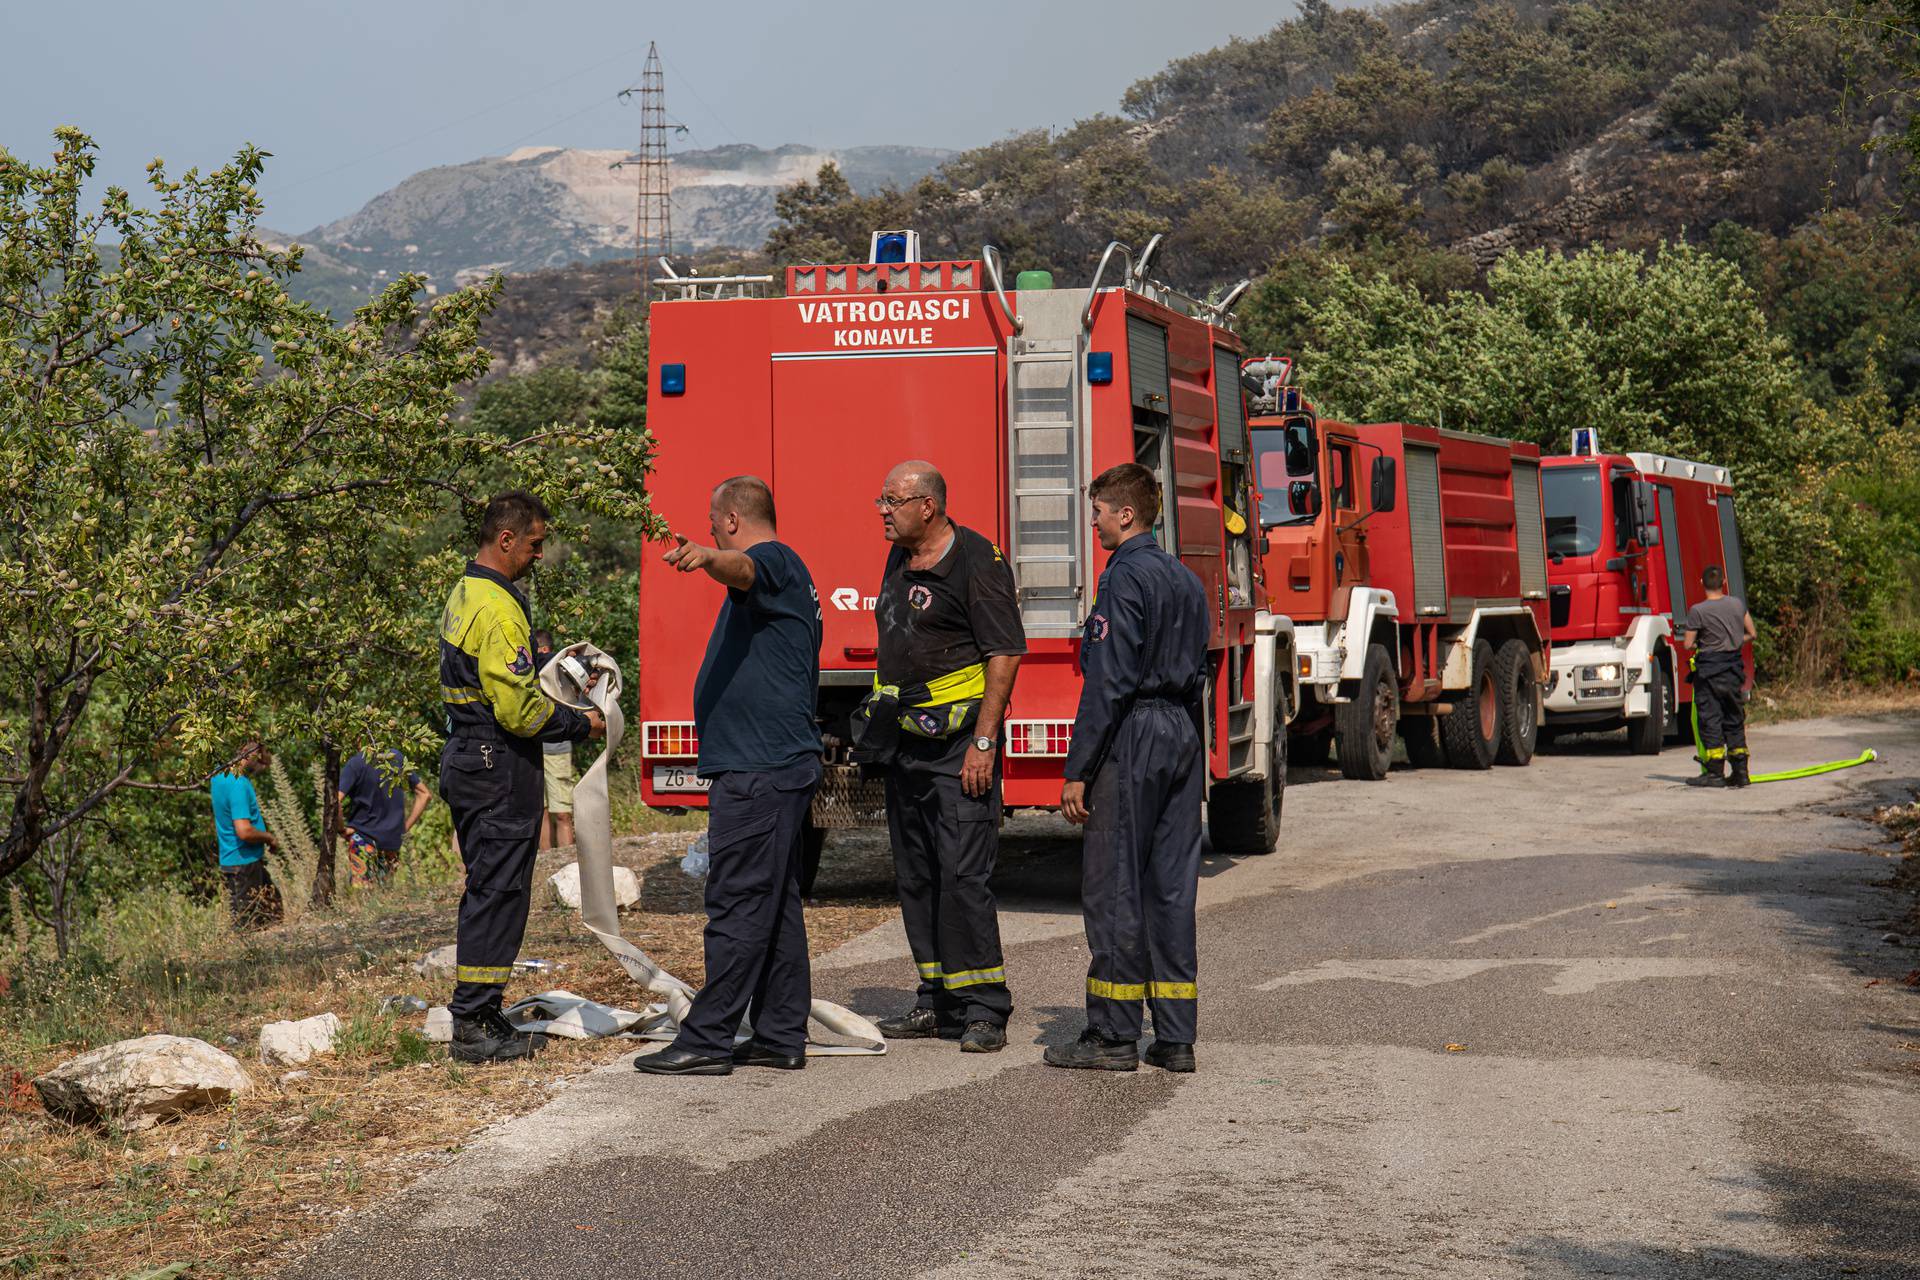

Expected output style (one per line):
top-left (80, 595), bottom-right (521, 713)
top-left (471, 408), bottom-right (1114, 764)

top-left (1335, 644), bottom-right (1398, 781)
top-left (1208, 686), bottom-right (1288, 854)
top-left (1401, 715), bottom-right (1449, 768)
top-left (1628, 658), bottom-right (1670, 756)
top-left (1441, 638), bottom-right (1500, 770)
top-left (1493, 639), bottom-right (1539, 766)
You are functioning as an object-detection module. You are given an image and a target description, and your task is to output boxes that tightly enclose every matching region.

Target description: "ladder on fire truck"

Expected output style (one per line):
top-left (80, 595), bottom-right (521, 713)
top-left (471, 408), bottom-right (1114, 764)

top-left (1005, 291), bottom-right (1089, 639)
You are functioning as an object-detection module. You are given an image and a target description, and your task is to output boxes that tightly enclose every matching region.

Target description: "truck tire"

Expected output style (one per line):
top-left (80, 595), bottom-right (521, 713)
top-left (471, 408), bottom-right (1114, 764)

top-left (1208, 686), bottom-right (1288, 855)
top-left (1627, 657), bottom-right (1670, 756)
top-left (1335, 643), bottom-right (1398, 781)
top-left (1492, 639), bottom-right (1539, 766)
top-left (1401, 715), bottom-right (1449, 768)
top-left (1441, 638), bottom-right (1500, 770)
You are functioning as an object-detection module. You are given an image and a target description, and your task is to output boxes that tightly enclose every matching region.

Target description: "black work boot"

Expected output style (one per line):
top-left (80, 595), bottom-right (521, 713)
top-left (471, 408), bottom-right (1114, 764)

top-left (450, 1006), bottom-right (546, 1063)
top-left (959, 1020), bottom-right (1006, 1053)
top-left (1687, 758), bottom-right (1726, 788)
top-left (878, 1008), bottom-right (963, 1040)
top-left (731, 1040), bottom-right (805, 1070)
top-left (1143, 1041), bottom-right (1196, 1073)
top-left (1728, 754), bottom-right (1751, 788)
top-left (1044, 1028), bottom-right (1138, 1071)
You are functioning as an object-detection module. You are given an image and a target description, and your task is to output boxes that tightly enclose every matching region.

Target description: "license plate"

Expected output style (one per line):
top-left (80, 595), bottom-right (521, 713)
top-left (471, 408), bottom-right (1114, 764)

top-left (651, 764), bottom-right (710, 793)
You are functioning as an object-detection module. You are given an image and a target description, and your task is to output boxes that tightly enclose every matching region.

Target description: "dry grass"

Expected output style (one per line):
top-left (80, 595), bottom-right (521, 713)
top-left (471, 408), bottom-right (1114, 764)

top-left (0, 802), bottom-right (898, 1279)
top-left (1745, 680), bottom-right (1920, 726)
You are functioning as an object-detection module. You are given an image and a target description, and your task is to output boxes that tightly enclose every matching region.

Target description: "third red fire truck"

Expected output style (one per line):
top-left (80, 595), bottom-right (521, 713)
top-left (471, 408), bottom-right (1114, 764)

top-left (637, 232), bottom-right (1300, 853)
top-left (1539, 433), bottom-right (1752, 751)
top-left (1245, 361), bottom-right (1553, 779)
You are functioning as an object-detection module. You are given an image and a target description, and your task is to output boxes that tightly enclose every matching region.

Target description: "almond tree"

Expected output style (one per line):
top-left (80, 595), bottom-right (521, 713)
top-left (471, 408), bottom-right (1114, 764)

top-left (0, 129), bottom-right (663, 893)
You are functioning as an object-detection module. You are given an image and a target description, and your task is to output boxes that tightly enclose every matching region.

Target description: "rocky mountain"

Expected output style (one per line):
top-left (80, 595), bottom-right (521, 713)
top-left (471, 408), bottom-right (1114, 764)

top-left (282, 142), bottom-right (947, 294)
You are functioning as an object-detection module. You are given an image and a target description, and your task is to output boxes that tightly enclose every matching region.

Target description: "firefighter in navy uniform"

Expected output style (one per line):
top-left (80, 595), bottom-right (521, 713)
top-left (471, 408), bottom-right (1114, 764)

top-left (1684, 564), bottom-right (1757, 789)
top-left (1049, 463), bottom-right (1211, 1073)
top-left (438, 491), bottom-right (604, 1063)
top-left (864, 460), bottom-right (1026, 1054)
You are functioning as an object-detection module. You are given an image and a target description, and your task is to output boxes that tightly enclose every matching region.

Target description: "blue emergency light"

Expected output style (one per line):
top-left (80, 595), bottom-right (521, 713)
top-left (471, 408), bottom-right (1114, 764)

top-left (1572, 427), bottom-right (1598, 455)
top-left (868, 229), bottom-right (920, 264)
top-left (1087, 351), bottom-right (1113, 385)
top-left (661, 362), bottom-right (686, 396)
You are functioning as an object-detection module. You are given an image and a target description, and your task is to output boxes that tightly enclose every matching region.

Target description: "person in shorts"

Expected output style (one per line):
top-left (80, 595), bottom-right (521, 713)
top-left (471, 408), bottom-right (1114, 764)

top-left (533, 629), bottom-right (580, 849)
top-left (210, 741), bottom-right (282, 930)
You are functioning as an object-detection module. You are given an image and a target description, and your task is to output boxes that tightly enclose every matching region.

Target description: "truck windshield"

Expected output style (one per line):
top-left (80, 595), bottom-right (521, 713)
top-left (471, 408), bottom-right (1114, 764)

top-left (1252, 423), bottom-right (1318, 525)
top-left (1542, 465), bottom-right (1603, 556)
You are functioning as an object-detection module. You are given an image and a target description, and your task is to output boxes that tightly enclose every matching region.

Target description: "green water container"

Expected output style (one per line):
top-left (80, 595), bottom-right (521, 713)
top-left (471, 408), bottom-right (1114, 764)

top-left (1014, 270), bottom-right (1054, 291)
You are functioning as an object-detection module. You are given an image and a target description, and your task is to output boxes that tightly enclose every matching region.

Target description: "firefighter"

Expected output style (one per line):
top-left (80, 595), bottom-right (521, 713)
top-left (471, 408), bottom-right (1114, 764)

top-left (634, 476), bottom-right (824, 1076)
top-left (867, 460), bottom-right (1025, 1053)
top-left (438, 491), bottom-right (605, 1063)
top-left (1048, 462), bottom-right (1210, 1073)
top-left (1684, 564), bottom-right (1756, 788)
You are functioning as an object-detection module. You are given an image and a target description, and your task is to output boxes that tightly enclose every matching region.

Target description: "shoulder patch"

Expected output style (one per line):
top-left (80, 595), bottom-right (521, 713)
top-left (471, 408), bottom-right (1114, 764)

top-left (1087, 612), bottom-right (1110, 643)
top-left (507, 646), bottom-right (535, 676)
top-left (990, 543), bottom-right (1005, 563)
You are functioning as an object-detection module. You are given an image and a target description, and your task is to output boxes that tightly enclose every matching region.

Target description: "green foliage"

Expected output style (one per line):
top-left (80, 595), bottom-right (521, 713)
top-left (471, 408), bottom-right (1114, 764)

top-left (0, 130), bottom-right (664, 909)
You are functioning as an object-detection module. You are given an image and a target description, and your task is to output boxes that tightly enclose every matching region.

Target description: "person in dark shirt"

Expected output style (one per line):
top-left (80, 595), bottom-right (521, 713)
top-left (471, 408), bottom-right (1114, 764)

top-left (869, 459), bottom-right (1026, 1054)
top-left (1683, 565), bottom-right (1757, 788)
top-left (1048, 463), bottom-right (1212, 1073)
top-left (337, 749), bottom-right (430, 888)
top-left (634, 475), bottom-right (825, 1076)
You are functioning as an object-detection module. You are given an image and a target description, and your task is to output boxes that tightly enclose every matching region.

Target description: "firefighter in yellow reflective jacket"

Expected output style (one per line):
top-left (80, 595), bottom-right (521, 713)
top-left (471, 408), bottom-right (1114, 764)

top-left (438, 491), bottom-right (604, 1064)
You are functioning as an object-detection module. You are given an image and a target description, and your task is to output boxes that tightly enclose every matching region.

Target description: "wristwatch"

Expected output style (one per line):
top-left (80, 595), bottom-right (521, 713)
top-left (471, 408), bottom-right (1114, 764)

top-left (972, 735), bottom-right (995, 753)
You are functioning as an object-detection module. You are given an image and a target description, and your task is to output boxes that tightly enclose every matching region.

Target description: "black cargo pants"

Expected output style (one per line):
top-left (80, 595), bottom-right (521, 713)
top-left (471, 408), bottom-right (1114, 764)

top-left (441, 732), bottom-right (545, 1018)
top-left (1082, 699), bottom-right (1204, 1045)
top-left (885, 733), bottom-right (1012, 1028)
top-left (1692, 657), bottom-right (1748, 762)
top-left (674, 759), bottom-right (820, 1058)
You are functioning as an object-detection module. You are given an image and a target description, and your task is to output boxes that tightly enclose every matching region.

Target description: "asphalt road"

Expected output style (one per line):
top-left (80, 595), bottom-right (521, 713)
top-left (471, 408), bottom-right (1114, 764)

top-left (283, 713), bottom-right (1920, 1279)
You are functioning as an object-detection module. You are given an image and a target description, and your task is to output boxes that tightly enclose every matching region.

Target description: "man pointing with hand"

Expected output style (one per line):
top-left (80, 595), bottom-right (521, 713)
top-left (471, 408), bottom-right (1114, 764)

top-left (634, 475), bottom-right (824, 1076)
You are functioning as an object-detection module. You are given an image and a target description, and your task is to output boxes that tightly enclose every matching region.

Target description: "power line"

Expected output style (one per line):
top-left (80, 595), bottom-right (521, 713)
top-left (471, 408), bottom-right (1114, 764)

top-left (656, 51), bottom-right (745, 147)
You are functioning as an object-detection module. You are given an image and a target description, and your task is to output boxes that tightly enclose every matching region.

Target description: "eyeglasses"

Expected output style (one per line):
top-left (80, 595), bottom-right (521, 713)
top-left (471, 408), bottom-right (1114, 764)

top-left (873, 493), bottom-right (931, 511)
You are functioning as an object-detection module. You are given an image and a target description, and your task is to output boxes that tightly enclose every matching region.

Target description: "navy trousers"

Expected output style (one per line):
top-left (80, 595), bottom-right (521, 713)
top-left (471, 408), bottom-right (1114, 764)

top-left (673, 759), bottom-right (820, 1057)
top-left (442, 733), bottom-right (545, 1018)
top-left (1081, 700), bottom-right (1204, 1044)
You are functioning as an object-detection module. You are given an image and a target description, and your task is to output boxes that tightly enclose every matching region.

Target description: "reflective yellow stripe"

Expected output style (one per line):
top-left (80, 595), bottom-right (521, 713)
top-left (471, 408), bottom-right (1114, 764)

top-left (941, 966), bottom-right (1006, 989)
top-left (455, 964), bottom-right (513, 984)
top-left (872, 663), bottom-right (987, 708)
top-left (916, 961), bottom-right (944, 979)
top-left (1729, 747), bottom-right (1749, 757)
top-left (1087, 977), bottom-right (1146, 1000)
top-left (1149, 981), bottom-right (1197, 1000)
top-left (442, 685), bottom-right (484, 705)
top-left (1702, 746), bottom-right (1726, 760)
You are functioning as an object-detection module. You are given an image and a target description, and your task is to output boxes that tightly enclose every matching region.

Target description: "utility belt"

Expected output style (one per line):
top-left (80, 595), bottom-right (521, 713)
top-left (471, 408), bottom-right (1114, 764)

top-left (849, 662), bottom-right (986, 767)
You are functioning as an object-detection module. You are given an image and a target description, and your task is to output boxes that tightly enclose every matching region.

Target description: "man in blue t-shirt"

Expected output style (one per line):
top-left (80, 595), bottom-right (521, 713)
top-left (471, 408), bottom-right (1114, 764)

top-left (337, 749), bottom-right (431, 887)
top-left (634, 475), bottom-right (824, 1077)
top-left (209, 741), bottom-right (281, 930)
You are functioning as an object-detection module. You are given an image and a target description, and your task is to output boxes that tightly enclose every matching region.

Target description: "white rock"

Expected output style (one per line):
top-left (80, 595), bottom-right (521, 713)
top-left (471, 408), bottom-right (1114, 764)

top-left (258, 1013), bottom-right (341, 1067)
top-left (548, 861), bottom-right (639, 911)
top-left (33, 1035), bottom-right (251, 1131)
top-left (423, 1006), bottom-right (453, 1043)
top-left (280, 1070), bottom-right (311, 1084)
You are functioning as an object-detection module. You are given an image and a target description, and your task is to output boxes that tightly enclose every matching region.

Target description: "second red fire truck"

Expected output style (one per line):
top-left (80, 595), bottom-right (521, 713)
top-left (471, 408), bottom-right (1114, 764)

top-left (637, 233), bottom-right (1300, 853)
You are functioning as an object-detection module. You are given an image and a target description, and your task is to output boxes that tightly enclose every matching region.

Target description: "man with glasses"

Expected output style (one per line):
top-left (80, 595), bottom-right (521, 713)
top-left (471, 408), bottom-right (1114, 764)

top-left (868, 460), bottom-right (1025, 1053)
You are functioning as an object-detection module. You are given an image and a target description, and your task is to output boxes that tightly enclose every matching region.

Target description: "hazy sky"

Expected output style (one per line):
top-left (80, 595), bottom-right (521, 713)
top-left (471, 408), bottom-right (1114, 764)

top-left (3, 1), bottom-right (1308, 233)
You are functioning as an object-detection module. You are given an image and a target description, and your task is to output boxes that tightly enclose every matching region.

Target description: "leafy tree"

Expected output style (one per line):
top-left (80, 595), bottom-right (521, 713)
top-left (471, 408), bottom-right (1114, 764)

top-left (0, 130), bottom-right (661, 890)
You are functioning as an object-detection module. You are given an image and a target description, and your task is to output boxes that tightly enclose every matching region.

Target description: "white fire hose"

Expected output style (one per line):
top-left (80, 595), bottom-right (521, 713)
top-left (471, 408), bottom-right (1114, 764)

top-left (536, 644), bottom-right (885, 1056)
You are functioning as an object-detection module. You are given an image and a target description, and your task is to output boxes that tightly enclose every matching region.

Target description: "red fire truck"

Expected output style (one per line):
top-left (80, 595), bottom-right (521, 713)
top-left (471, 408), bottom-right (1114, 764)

top-left (637, 234), bottom-right (1300, 853)
top-left (1245, 361), bottom-right (1552, 779)
top-left (1539, 435), bottom-right (1751, 751)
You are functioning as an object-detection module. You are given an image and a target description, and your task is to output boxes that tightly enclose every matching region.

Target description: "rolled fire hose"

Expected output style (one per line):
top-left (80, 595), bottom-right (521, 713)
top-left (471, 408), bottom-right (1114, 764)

top-left (1687, 692), bottom-right (1876, 783)
top-left (539, 643), bottom-right (885, 1055)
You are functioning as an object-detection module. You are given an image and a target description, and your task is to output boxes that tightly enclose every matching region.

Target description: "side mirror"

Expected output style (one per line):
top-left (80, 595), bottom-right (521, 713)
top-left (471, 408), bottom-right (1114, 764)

top-left (1633, 481), bottom-right (1661, 546)
top-left (1288, 480), bottom-right (1322, 518)
top-left (1370, 456), bottom-right (1397, 513)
